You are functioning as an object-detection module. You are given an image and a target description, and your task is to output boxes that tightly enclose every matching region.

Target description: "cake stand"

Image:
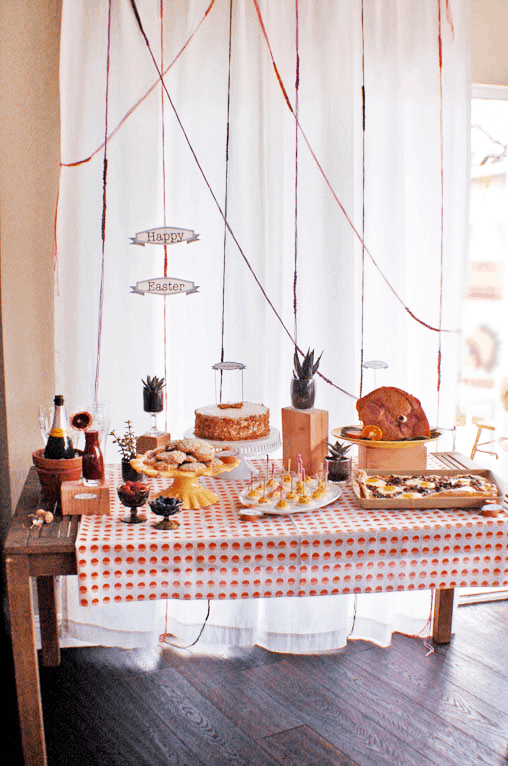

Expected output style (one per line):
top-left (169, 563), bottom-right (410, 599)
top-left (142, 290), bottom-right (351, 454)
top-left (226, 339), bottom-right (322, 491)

top-left (332, 426), bottom-right (442, 470)
top-left (332, 426), bottom-right (442, 448)
top-left (130, 455), bottom-right (241, 510)
top-left (184, 427), bottom-right (281, 480)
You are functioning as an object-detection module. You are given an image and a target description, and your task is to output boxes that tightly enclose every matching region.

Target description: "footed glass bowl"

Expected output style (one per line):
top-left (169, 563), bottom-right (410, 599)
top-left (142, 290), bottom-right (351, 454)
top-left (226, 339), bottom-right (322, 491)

top-left (117, 481), bottom-right (150, 524)
top-left (149, 496), bottom-right (183, 529)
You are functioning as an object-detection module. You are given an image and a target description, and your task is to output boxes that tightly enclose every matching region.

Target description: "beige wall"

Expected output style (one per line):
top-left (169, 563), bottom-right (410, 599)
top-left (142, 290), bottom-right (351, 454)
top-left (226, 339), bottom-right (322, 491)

top-left (0, 0), bottom-right (60, 516)
top-left (472, 0), bottom-right (508, 85)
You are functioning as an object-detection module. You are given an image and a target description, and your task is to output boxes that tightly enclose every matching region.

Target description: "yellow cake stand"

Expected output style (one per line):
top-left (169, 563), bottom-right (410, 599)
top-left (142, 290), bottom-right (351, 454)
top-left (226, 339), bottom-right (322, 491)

top-left (130, 455), bottom-right (241, 510)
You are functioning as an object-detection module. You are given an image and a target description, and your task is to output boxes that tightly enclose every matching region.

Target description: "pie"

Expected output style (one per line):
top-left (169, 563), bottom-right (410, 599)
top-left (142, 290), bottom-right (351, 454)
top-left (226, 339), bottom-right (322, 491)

top-left (353, 470), bottom-right (499, 500)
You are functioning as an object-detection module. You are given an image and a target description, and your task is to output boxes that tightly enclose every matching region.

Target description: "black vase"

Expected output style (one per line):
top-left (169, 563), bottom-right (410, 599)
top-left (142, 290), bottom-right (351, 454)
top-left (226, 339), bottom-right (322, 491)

top-left (121, 460), bottom-right (144, 483)
top-left (290, 378), bottom-right (315, 409)
top-left (325, 457), bottom-right (352, 482)
top-left (143, 389), bottom-right (163, 413)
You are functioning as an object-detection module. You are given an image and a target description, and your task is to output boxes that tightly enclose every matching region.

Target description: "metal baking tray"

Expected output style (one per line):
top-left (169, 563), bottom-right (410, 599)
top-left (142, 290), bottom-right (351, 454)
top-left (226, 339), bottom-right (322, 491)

top-left (352, 468), bottom-right (504, 509)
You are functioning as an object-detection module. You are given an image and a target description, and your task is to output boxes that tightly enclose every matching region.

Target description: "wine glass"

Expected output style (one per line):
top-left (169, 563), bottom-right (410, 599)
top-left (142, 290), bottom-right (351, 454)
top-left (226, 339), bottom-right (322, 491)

top-left (69, 402), bottom-right (110, 452)
top-left (39, 404), bottom-right (55, 447)
top-left (39, 401), bottom-right (110, 454)
top-left (117, 482), bottom-right (150, 524)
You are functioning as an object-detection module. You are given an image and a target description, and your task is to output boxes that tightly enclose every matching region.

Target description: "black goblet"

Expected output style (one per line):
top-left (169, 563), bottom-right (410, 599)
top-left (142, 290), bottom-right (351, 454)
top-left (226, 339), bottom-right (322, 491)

top-left (117, 482), bottom-right (150, 524)
top-left (149, 496), bottom-right (183, 529)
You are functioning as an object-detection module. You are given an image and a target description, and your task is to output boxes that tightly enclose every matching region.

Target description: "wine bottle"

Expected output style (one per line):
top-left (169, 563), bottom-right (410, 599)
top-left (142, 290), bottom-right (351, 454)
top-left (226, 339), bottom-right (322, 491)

top-left (44, 395), bottom-right (75, 459)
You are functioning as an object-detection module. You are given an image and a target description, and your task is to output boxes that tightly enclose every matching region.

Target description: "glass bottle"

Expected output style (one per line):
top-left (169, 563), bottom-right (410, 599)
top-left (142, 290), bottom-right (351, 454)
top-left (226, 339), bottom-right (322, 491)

top-left (82, 430), bottom-right (105, 485)
top-left (44, 395), bottom-right (75, 459)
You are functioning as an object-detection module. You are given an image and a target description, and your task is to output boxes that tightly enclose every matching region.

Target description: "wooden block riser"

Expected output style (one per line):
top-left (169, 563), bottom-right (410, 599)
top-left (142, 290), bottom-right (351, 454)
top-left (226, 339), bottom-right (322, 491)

top-left (357, 443), bottom-right (427, 470)
top-left (282, 407), bottom-right (329, 476)
top-left (61, 480), bottom-right (110, 515)
top-left (136, 432), bottom-right (172, 454)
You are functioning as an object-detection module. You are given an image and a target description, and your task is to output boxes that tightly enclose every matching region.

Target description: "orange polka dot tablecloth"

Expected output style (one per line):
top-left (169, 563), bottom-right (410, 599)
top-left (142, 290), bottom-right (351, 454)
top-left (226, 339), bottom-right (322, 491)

top-left (75, 457), bottom-right (508, 607)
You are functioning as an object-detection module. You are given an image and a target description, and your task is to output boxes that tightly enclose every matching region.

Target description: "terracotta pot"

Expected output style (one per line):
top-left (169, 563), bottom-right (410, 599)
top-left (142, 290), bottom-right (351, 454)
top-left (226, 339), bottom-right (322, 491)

top-left (32, 449), bottom-right (82, 507)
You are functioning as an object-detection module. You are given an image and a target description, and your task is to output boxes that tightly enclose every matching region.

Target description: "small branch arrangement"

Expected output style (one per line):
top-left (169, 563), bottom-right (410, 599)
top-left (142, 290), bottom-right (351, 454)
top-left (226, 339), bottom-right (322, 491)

top-left (110, 420), bottom-right (138, 461)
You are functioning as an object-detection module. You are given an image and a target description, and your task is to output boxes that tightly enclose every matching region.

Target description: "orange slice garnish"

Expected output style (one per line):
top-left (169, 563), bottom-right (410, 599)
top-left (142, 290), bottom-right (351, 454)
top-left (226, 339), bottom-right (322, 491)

top-left (361, 424), bottom-right (383, 440)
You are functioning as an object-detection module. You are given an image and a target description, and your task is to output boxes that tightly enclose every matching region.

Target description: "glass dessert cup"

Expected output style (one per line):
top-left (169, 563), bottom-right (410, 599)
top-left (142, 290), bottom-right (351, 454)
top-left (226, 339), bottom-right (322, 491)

top-left (149, 496), bottom-right (183, 529)
top-left (117, 482), bottom-right (150, 524)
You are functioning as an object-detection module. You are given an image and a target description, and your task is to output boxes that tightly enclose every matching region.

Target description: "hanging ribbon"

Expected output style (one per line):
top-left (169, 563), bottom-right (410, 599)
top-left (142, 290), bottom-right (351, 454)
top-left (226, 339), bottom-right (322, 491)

top-left (359, 0), bottom-right (366, 398)
top-left (128, 0), bottom-right (357, 400)
top-left (61, 0), bottom-right (217, 169)
top-left (435, 0), bottom-right (453, 425)
top-left (220, 0), bottom-right (234, 368)
top-left (94, 0), bottom-right (113, 404)
top-left (293, 0), bottom-right (300, 346)
top-left (160, 0), bottom-right (169, 432)
top-left (251, 0), bottom-right (458, 337)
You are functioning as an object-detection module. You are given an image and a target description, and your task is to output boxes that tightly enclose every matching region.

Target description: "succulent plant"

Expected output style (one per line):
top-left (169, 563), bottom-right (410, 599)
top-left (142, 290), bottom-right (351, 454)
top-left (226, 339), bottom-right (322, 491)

top-left (142, 375), bottom-right (165, 393)
top-left (327, 441), bottom-right (352, 460)
top-left (293, 348), bottom-right (323, 381)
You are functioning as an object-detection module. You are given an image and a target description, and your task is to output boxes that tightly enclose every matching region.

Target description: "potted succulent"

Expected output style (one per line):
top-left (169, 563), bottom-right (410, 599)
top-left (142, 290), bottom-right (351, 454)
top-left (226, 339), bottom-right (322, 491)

top-left (110, 420), bottom-right (143, 482)
top-left (291, 347), bottom-right (323, 409)
top-left (325, 440), bottom-right (352, 482)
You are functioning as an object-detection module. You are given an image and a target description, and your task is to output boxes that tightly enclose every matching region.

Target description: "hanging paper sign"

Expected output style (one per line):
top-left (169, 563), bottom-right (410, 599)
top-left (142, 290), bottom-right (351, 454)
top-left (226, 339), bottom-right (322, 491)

top-left (130, 277), bottom-right (199, 296)
top-left (130, 227), bottom-right (199, 246)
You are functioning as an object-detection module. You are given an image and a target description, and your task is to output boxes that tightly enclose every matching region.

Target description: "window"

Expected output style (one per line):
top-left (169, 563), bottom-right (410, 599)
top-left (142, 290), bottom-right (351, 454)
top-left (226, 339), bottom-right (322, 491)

top-left (457, 84), bottom-right (508, 605)
top-left (456, 85), bottom-right (508, 457)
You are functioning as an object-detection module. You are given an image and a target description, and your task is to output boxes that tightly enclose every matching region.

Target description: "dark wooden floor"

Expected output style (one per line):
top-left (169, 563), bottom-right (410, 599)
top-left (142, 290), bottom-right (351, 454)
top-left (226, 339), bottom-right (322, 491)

top-left (3, 601), bottom-right (508, 766)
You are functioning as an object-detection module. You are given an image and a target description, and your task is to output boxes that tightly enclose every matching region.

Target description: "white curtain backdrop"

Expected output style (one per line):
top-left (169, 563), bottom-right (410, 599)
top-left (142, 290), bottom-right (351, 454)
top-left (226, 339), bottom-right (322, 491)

top-left (55, 0), bottom-right (471, 651)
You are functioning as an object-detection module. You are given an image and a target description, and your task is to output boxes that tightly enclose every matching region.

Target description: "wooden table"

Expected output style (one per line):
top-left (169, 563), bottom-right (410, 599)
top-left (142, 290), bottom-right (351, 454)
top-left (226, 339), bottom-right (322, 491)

top-left (5, 470), bottom-right (79, 766)
top-left (4, 454), bottom-right (504, 766)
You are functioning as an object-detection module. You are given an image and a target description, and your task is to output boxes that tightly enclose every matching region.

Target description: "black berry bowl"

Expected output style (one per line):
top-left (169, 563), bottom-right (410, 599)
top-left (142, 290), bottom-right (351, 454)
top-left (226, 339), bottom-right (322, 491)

top-left (149, 496), bottom-right (183, 529)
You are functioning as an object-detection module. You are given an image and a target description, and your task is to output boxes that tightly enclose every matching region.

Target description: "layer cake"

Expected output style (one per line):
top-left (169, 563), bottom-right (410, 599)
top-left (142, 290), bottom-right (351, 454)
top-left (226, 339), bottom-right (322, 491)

top-left (195, 403), bottom-right (269, 441)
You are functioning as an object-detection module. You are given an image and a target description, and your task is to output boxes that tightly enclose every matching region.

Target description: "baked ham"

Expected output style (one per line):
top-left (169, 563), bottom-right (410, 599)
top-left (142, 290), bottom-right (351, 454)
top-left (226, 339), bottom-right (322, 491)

top-left (356, 386), bottom-right (430, 441)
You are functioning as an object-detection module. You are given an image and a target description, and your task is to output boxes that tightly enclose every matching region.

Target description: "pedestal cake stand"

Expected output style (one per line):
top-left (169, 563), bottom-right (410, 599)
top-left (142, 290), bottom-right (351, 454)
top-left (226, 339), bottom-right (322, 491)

top-left (184, 427), bottom-right (281, 480)
top-left (130, 455), bottom-right (241, 509)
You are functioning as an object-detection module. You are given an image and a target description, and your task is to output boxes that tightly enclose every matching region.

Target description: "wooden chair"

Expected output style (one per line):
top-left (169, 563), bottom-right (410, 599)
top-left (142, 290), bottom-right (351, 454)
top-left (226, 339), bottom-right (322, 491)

top-left (470, 421), bottom-right (498, 460)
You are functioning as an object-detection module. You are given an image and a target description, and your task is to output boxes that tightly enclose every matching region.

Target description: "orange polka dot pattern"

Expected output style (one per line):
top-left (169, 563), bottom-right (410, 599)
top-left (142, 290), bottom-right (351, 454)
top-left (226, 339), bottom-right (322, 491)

top-left (75, 459), bottom-right (508, 607)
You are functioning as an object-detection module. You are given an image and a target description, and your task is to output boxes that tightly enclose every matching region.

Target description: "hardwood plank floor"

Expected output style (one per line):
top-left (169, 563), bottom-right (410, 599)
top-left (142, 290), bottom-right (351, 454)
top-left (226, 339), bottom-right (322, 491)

top-left (3, 601), bottom-right (508, 765)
